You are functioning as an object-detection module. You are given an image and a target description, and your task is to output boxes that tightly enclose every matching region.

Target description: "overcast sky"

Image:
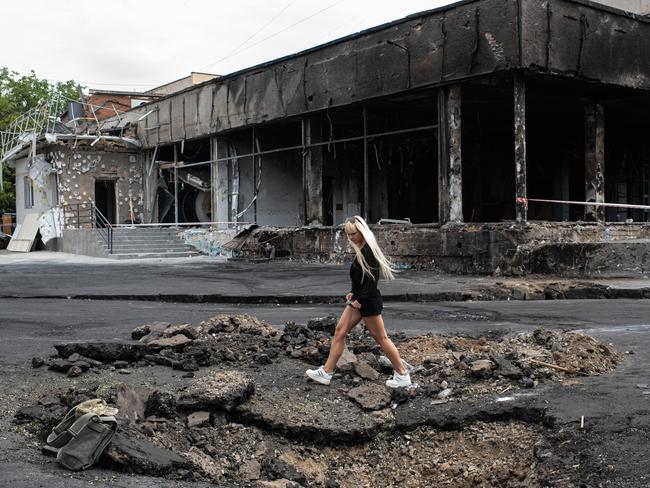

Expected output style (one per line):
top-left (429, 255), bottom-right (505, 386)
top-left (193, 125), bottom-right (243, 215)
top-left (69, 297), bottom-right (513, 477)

top-left (1, 0), bottom-right (456, 92)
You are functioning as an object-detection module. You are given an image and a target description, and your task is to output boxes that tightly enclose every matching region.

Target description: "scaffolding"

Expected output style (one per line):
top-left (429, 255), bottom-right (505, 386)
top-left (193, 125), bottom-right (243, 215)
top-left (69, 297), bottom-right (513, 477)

top-left (0, 92), bottom-right (67, 190)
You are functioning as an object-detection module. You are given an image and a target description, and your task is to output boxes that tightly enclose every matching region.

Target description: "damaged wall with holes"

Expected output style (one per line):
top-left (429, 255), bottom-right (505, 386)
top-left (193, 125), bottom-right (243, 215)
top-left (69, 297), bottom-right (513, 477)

top-left (13, 143), bottom-right (144, 230)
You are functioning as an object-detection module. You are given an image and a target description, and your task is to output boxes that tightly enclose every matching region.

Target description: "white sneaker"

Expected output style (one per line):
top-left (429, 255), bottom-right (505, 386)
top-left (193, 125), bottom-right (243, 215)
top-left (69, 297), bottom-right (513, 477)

top-left (378, 356), bottom-right (415, 373)
top-left (306, 366), bottom-right (333, 385)
top-left (386, 371), bottom-right (411, 389)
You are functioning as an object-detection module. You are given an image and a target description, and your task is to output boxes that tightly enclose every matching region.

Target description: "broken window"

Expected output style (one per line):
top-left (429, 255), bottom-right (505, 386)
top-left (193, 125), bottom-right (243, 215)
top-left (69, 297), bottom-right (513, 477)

top-left (24, 176), bottom-right (34, 209)
top-left (365, 92), bottom-right (438, 224)
top-left (155, 138), bottom-right (212, 224)
top-left (321, 92), bottom-right (438, 226)
top-left (321, 106), bottom-right (364, 226)
top-left (605, 95), bottom-right (650, 222)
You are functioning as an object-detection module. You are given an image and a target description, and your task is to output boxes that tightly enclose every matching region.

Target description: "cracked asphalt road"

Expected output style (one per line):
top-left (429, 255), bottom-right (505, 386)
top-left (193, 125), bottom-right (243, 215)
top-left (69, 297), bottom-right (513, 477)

top-left (1, 252), bottom-right (649, 486)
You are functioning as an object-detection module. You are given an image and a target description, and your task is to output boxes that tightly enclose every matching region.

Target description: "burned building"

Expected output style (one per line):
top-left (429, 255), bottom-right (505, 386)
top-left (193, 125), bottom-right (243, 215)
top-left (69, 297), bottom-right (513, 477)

top-left (3, 0), bottom-right (650, 272)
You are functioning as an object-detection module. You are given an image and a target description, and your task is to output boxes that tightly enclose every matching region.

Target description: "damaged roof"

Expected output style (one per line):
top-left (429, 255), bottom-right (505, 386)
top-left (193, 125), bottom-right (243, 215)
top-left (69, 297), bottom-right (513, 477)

top-left (104, 0), bottom-right (650, 149)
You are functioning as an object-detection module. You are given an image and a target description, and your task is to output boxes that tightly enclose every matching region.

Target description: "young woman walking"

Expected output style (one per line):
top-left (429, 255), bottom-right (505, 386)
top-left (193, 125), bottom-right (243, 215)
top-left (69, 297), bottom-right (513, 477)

top-left (306, 216), bottom-right (411, 389)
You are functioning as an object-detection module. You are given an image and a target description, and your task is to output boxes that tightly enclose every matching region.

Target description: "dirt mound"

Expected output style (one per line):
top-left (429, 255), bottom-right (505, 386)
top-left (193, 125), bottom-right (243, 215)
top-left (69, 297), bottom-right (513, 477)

top-left (526, 328), bottom-right (621, 374)
top-left (396, 328), bottom-right (622, 398)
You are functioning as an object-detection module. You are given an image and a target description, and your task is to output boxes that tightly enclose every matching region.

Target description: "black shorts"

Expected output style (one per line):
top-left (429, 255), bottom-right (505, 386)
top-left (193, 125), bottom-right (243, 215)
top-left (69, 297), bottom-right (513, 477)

top-left (358, 297), bottom-right (383, 317)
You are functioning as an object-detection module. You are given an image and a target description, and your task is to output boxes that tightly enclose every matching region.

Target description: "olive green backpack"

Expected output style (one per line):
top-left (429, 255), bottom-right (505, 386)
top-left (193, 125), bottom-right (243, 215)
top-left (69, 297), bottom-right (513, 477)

top-left (46, 403), bottom-right (118, 471)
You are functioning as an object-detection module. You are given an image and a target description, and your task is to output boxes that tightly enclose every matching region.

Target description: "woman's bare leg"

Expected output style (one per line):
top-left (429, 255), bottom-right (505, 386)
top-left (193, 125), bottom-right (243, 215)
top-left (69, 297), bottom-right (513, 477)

top-left (323, 305), bottom-right (362, 373)
top-left (363, 314), bottom-right (406, 375)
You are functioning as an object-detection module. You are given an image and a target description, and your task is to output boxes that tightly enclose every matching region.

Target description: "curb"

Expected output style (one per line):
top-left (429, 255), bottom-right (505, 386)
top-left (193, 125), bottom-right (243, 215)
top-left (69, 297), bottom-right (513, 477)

top-left (1, 287), bottom-right (649, 303)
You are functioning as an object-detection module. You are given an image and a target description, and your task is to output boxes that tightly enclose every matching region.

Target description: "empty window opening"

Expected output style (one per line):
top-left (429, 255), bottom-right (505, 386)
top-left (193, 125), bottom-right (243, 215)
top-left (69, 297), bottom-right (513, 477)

top-left (24, 177), bottom-right (35, 209)
top-left (605, 96), bottom-right (650, 222)
top-left (462, 80), bottom-right (516, 222)
top-left (321, 106), bottom-right (364, 226)
top-left (526, 81), bottom-right (585, 222)
top-left (218, 121), bottom-right (304, 227)
top-left (322, 92), bottom-right (438, 226)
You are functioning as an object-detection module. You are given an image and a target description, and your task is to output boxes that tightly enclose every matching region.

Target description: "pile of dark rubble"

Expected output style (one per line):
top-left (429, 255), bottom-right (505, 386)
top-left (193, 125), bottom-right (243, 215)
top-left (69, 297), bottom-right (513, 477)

top-left (32, 314), bottom-right (285, 377)
top-left (18, 314), bottom-right (623, 487)
top-left (30, 313), bottom-right (622, 410)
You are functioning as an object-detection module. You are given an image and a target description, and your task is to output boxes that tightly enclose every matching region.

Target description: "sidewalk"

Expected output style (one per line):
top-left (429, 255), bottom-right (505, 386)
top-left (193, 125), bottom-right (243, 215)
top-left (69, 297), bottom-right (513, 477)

top-left (2, 250), bottom-right (649, 302)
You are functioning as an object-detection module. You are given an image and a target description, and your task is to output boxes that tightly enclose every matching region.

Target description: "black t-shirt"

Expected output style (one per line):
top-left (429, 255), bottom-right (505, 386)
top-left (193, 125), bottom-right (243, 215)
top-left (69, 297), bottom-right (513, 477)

top-left (350, 245), bottom-right (381, 303)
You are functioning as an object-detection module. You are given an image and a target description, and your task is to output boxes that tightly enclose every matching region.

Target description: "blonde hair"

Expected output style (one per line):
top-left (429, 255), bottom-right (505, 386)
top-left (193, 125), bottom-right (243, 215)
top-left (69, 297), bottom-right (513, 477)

top-left (344, 216), bottom-right (396, 281)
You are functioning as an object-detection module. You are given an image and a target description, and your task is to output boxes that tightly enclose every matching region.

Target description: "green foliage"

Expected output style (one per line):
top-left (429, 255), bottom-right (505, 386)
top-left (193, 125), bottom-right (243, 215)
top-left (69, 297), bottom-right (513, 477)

top-left (0, 68), bottom-right (79, 127)
top-left (0, 190), bottom-right (15, 214)
top-left (0, 169), bottom-right (16, 214)
top-left (0, 68), bottom-right (81, 213)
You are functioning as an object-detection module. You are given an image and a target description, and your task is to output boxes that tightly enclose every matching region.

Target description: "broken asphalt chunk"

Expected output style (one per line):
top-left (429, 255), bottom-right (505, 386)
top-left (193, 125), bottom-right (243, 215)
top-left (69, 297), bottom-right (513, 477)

top-left (236, 389), bottom-right (386, 443)
top-left (177, 371), bottom-right (254, 410)
top-left (54, 342), bottom-right (149, 362)
top-left (104, 431), bottom-right (189, 475)
top-left (146, 334), bottom-right (193, 350)
top-left (347, 384), bottom-right (392, 410)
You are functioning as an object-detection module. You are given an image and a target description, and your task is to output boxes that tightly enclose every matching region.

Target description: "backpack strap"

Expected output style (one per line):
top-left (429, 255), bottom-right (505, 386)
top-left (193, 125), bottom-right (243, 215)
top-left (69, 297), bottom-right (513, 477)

top-left (47, 407), bottom-right (78, 448)
top-left (67, 413), bottom-right (100, 436)
top-left (98, 415), bottom-right (117, 432)
top-left (47, 413), bottom-right (98, 448)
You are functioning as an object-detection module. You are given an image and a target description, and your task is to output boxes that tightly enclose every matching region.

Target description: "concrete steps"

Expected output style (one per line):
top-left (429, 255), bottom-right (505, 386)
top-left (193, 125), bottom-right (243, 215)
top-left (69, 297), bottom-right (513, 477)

top-left (103, 227), bottom-right (202, 259)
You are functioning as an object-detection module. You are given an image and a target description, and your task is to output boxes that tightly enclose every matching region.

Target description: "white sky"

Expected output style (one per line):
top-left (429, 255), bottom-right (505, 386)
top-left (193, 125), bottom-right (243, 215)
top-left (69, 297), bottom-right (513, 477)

top-left (0, 0), bottom-right (457, 92)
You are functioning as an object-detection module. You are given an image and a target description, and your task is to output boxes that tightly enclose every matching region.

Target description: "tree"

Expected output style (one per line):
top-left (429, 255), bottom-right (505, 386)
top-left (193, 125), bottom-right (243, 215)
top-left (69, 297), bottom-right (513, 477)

top-left (0, 68), bottom-right (80, 214)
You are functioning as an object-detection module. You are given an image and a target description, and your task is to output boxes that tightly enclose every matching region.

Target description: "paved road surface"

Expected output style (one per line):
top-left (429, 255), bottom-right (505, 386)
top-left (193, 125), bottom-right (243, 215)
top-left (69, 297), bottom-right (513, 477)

top-left (1, 251), bottom-right (649, 486)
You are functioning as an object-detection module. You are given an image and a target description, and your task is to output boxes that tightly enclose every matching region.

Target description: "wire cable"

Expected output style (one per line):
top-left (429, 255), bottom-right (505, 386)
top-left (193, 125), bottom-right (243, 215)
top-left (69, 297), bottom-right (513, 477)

top-left (36, 0), bottom-right (347, 90)
top-left (199, 0), bottom-right (299, 72)
top-left (201, 0), bottom-right (346, 71)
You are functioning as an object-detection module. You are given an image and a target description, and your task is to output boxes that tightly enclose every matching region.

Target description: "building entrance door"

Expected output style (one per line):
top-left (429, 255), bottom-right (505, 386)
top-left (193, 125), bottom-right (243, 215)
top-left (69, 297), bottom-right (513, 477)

top-left (95, 180), bottom-right (116, 225)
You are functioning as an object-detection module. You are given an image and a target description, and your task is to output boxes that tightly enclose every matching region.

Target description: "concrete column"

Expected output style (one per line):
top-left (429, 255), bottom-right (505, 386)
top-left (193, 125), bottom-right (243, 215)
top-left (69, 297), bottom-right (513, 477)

top-left (437, 85), bottom-right (463, 223)
top-left (302, 117), bottom-right (324, 225)
top-left (362, 106), bottom-right (369, 222)
top-left (144, 148), bottom-right (159, 223)
top-left (173, 145), bottom-right (179, 226)
top-left (212, 135), bottom-right (230, 229)
top-left (584, 103), bottom-right (605, 222)
top-left (514, 73), bottom-right (527, 223)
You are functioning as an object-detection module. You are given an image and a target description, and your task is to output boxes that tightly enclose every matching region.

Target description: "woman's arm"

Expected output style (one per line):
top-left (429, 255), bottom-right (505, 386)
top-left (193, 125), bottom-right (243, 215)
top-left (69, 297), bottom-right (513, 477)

top-left (354, 272), bottom-right (378, 302)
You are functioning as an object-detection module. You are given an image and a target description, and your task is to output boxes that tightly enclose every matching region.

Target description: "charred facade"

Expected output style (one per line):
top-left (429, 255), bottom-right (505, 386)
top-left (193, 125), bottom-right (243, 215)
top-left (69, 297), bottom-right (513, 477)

top-left (4, 0), bottom-right (650, 271)
top-left (123, 0), bottom-right (650, 229)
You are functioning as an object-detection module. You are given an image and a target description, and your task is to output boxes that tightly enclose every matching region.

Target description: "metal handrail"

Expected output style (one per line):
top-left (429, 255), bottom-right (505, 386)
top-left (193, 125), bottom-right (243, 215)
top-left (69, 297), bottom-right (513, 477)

top-left (62, 204), bottom-right (92, 228)
top-left (92, 203), bottom-right (113, 254)
top-left (60, 203), bottom-right (113, 253)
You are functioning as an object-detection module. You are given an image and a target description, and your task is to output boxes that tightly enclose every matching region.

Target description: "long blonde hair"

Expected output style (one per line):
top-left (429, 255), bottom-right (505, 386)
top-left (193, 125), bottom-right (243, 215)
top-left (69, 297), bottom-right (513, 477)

top-left (344, 216), bottom-right (395, 281)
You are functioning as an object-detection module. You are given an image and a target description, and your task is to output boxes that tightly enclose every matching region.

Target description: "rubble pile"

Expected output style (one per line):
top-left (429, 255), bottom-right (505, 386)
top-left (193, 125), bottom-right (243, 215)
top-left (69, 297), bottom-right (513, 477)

top-left (17, 314), bottom-right (623, 487)
top-left (32, 314), bottom-right (284, 377)
top-left (395, 328), bottom-right (622, 398)
top-left (15, 381), bottom-right (547, 487)
top-left (326, 422), bottom-right (541, 487)
top-left (279, 316), bottom-right (381, 364)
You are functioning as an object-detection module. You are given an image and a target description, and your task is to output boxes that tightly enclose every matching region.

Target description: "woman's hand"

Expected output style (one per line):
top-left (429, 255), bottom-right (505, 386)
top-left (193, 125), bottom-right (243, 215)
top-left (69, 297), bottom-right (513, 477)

top-left (350, 300), bottom-right (361, 309)
top-left (345, 292), bottom-right (353, 301)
